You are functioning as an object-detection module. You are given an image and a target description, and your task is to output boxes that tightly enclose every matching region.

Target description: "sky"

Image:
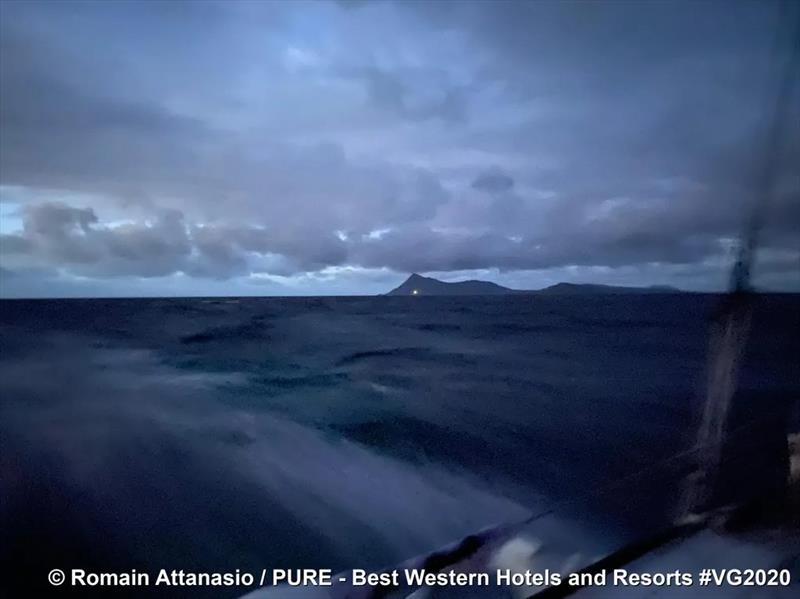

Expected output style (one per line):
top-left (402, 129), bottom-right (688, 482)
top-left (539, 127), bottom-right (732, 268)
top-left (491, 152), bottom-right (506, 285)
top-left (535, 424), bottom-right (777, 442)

top-left (0, 0), bottom-right (798, 298)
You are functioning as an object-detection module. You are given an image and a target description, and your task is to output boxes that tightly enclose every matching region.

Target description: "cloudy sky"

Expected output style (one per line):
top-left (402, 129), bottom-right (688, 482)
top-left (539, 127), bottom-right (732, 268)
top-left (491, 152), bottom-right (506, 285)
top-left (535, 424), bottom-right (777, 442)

top-left (1, 0), bottom-right (798, 297)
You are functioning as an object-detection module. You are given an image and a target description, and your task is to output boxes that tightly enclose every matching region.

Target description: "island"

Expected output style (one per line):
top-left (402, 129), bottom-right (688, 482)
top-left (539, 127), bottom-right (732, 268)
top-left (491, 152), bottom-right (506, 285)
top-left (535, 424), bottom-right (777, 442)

top-left (385, 273), bottom-right (682, 296)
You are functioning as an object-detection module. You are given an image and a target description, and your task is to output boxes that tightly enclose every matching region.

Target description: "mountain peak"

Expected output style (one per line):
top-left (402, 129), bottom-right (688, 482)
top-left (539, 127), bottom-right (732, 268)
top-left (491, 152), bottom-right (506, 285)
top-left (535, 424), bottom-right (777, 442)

top-left (387, 273), bottom-right (512, 296)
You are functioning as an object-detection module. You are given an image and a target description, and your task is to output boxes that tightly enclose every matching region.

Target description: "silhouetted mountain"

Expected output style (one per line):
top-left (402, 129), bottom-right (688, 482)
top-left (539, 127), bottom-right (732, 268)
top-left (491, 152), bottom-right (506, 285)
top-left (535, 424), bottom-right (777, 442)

top-left (385, 274), bottom-right (683, 296)
top-left (386, 273), bottom-right (512, 296)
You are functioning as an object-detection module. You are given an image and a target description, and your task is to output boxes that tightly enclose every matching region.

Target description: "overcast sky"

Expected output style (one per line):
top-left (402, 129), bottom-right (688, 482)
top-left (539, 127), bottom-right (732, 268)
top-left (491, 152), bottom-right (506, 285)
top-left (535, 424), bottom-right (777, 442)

top-left (1, 0), bottom-right (798, 297)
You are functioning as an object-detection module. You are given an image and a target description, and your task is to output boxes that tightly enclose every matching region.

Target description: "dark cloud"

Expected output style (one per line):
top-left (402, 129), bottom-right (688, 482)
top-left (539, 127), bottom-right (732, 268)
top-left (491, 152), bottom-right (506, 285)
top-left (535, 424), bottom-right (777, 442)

top-left (471, 169), bottom-right (514, 194)
top-left (348, 224), bottom-right (715, 274)
top-left (1, 203), bottom-right (357, 280)
top-left (356, 66), bottom-right (469, 123)
top-left (3, 204), bottom-right (192, 278)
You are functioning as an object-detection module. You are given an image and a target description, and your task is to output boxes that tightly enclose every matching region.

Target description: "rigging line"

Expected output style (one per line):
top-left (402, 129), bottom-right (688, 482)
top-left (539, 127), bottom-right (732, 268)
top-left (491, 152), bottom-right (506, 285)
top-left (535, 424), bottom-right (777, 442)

top-left (731, 0), bottom-right (800, 292)
top-left (520, 3), bottom-right (800, 532)
top-left (687, 0), bottom-right (800, 515)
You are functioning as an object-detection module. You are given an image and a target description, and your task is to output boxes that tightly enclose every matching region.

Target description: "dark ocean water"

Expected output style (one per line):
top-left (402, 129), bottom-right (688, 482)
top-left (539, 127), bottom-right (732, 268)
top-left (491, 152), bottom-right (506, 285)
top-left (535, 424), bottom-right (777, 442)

top-left (1, 294), bottom-right (798, 597)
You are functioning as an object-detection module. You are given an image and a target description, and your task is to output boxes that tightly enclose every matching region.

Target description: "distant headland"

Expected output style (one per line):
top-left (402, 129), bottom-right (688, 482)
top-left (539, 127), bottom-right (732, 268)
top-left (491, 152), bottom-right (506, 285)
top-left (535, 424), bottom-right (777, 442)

top-left (385, 273), bottom-right (683, 296)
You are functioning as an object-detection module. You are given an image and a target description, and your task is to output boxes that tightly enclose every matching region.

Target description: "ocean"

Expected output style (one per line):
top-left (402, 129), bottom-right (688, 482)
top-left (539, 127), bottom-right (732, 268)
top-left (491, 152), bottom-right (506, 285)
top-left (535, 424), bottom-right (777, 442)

top-left (1, 294), bottom-right (798, 597)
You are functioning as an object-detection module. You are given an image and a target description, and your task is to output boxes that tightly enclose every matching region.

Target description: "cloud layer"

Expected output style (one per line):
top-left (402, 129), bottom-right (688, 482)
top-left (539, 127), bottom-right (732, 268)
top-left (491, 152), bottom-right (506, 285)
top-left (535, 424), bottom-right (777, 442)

top-left (1, 0), bottom-right (798, 296)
